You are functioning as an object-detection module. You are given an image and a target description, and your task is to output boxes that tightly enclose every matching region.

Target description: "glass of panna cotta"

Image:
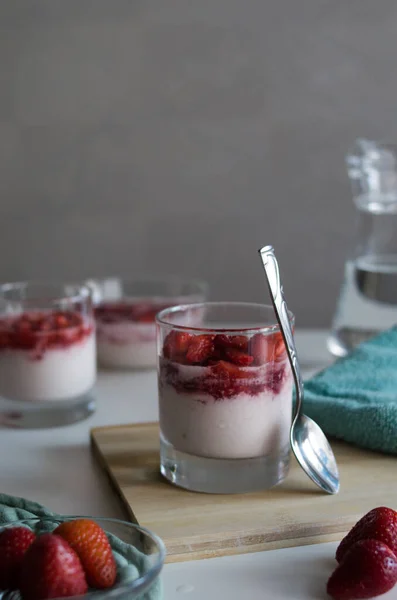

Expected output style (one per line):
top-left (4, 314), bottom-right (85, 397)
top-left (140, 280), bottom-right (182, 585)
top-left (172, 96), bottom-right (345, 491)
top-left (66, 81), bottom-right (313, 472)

top-left (0, 282), bottom-right (96, 428)
top-left (90, 277), bottom-right (208, 370)
top-left (156, 302), bottom-right (294, 494)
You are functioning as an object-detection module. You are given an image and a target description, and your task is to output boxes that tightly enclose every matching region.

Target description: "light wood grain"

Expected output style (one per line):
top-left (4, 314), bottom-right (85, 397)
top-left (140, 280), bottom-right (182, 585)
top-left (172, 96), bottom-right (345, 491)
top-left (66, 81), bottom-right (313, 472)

top-left (90, 422), bottom-right (397, 563)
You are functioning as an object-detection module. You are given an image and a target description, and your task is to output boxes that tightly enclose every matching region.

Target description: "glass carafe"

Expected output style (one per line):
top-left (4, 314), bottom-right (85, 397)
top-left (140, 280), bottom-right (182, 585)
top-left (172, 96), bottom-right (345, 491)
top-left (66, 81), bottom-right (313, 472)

top-left (328, 139), bottom-right (397, 357)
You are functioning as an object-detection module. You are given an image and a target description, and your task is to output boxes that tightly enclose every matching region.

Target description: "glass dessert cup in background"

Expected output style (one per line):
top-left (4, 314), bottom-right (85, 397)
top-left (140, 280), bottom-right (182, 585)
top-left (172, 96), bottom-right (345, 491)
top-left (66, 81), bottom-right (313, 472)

top-left (0, 282), bottom-right (96, 428)
top-left (156, 302), bottom-right (294, 494)
top-left (0, 516), bottom-right (165, 600)
top-left (89, 276), bottom-right (208, 370)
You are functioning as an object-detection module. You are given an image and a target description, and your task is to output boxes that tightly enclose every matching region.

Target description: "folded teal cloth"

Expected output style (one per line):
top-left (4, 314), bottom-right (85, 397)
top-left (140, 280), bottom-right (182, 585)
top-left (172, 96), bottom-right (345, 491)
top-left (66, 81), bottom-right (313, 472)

top-left (303, 327), bottom-right (397, 454)
top-left (0, 494), bottom-right (162, 600)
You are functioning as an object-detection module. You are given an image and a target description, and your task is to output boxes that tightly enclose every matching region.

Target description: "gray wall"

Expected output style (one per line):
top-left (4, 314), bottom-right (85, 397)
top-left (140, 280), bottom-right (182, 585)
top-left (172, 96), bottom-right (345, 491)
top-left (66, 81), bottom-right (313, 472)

top-left (0, 0), bottom-right (395, 327)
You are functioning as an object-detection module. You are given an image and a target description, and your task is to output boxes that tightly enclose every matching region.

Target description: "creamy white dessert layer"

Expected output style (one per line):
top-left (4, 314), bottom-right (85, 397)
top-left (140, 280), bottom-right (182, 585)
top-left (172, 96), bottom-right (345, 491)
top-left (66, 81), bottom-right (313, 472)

top-left (160, 376), bottom-right (293, 459)
top-left (96, 322), bottom-right (157, 369)
top-left (0, 333), bottom-right (96, 402)
top-left (97, 339), bottom-right (156, 369)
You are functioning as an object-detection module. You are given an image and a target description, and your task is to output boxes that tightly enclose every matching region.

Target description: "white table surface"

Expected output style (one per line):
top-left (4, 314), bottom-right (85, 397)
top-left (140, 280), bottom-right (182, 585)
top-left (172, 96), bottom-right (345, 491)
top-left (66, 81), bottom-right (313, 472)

top-left (2, 330), bottom-right (396, 600)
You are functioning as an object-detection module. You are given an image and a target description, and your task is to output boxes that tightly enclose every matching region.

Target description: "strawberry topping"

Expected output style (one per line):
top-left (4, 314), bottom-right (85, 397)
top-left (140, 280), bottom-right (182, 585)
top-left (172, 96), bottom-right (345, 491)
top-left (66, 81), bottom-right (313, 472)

top-left (0, 311), bottom-right (92, 355)
top-left (161, 330), bottom-right (285, 368)
top-left (160, 359), bottom-right (286, 399)
top-left (163, 331), bottom-right (193, 360)
top-left (223, 347), bottom-right (254, 366)
top-left (160, 329), bottom-right (289, 399)
top-left (186, 335), bottom-right (215, 364)
top-left (214, 334), bottom-right (249, 352)
top-left (95, 301), bottom-right (171, 324)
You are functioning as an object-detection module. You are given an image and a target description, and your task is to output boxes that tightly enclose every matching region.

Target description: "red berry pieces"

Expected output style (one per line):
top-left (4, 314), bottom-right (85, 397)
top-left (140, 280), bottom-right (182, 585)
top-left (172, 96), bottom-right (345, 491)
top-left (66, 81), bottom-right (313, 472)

top-left (162, 328), bottom-right (288, 373)
top-left (0, 311), bottom-right (91, 354)
top-left (224, 347), bottom-right (254, 366)
top-left (19, 533), bottom-right (88, 600)
top-left (249, 333), bottom-right (268, 365)
top-left (163, 330), bottom-right (193, 360)
top-left (214, 335), bottom-right (249, 352)
top-left (95, 301), bottom-right (170, 324)
top-left (55, 519), bottom-right (117, 590)
top-left (327, 539), bottom-right (397, 600)
top-left (0, 526), bottom-right (36, 590)
top-left (186, 335), bottom-right (215, 364)
top-left (249, 332), bottom-right (285, 366)
top-left (336, 506), bottom-right (397, 563)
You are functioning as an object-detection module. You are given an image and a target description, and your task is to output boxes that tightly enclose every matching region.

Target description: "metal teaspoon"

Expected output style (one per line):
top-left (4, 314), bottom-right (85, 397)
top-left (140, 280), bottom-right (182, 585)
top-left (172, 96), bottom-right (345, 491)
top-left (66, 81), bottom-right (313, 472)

top-left (259, 245), bottom-right (340, 494)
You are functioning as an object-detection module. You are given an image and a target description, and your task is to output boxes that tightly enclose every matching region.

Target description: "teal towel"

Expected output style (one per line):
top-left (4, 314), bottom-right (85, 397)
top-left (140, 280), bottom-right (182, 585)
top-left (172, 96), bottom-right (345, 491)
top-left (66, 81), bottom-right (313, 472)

top-left (303, 327), bottom-right (397, 454)
top-left (0, 494), bottom-right (162, 600)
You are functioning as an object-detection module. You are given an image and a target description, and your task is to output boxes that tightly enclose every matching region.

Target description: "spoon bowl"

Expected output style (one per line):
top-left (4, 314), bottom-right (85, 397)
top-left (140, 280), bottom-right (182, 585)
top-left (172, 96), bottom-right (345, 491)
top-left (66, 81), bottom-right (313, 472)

top-left (291, 413), bottom-right (339, 494)
top-left (259, 245), bottom-right (340, 494)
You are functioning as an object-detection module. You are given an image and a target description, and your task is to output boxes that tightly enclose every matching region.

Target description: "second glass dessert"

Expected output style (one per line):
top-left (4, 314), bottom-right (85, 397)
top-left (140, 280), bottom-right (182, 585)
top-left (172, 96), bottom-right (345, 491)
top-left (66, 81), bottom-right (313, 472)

top-left (0, 282), bottom-right (96, 428)
top-left (156, 302), bottom-right (294, 494)
top-left (91, 277), bottom-right (207, 370)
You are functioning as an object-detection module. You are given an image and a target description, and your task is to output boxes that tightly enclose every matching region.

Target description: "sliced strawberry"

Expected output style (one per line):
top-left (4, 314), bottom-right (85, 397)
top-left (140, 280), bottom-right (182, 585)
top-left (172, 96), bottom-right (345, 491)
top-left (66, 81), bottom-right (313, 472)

top-left (274, 333), bottom-right (286, 360)
top-left (327, 539), bottom-right (397, 600)
top-left (336, 506), bottom-right (397, 563)
top-left (214, 334), bottom-right (249, 352)
top-left (229, 335), bottom-right (249, 351)
top-left (186, 335), bottom-right (215, 364)
top-left (250, 332), bottom-right (285, 365)
top-left (163, 330), bottom-right (193, 360)
top-left (95, 301), bottom-right (170, 324)
top-left (55, 315), bottom-right (68, 328)
top-left (224, 347), bottom-right (254, 366)
top-left (213, 334), bottom-right (228, 347)
top-left (250, 333), bottom-right (268, 365)
top-left (0, 526), bottom-right (36, 590)
top-left (0, 311), bottom-right (91, 353)
top-left (137, 311), bottom-right (157, 323)
top-left (55, 519), bottom-right (116, 589)
top-left (19, 533), bottom-right (87, 600)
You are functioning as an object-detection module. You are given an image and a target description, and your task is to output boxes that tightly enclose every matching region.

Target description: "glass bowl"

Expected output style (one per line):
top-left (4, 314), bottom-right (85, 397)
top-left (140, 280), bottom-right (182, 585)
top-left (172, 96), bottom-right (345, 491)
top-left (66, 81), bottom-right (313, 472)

top-left (0, 516), bottom-right (165, 600)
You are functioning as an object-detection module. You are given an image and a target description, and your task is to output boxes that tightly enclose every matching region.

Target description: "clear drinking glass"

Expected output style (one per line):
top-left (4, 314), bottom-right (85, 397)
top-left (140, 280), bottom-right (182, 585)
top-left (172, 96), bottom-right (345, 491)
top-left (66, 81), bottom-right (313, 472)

top-left (156, 302), bottom-right (294, 494)
top-left (0, 282), bottom-right (96, 428)
top-left (328, 139), bottom-right (397, 357)
top-left (89, 276), bottom-right (208, 370)
top-left (0, 516), bottom-right (165, 600)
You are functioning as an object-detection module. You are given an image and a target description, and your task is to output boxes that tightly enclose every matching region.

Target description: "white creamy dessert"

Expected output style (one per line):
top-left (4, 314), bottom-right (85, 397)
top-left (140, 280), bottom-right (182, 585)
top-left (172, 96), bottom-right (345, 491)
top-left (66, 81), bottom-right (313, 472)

top-left (159, 360), bottom-right (293, 459)
top-left (158, 329), bottom-right (293, 460)
top-left (96, 323), bottom-right (156, 369)
top-left (0, 311), bottom-right (96, 402)
top-left (94, 300), bottom-right (176, 370)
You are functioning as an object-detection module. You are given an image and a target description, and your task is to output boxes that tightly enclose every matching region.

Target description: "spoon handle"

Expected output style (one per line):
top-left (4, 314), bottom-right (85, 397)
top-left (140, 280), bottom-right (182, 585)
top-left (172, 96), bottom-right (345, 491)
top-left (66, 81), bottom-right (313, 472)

top-left (258, 246), bottom-right (303, 419)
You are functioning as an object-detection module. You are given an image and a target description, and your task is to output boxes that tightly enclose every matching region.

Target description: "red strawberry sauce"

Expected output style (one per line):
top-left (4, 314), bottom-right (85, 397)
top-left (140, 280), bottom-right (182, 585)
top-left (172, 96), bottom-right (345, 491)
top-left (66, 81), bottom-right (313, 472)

top-left (0, 311), bottom-right (93, 358)
top-left (95, 301), bottom-right (172, 324)
top-left (160, 330), bottom-right (288, 400)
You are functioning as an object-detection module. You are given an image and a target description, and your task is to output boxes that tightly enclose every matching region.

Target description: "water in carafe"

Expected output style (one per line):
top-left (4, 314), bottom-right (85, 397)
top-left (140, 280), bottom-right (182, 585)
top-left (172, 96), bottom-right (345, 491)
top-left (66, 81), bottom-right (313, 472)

top-left (328, 139), bottom-right (397, 357)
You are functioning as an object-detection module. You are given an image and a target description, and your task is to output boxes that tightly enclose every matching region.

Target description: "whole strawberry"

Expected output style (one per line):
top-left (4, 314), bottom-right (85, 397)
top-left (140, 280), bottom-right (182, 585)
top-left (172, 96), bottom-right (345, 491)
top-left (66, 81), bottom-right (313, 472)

top-left (19, 533), bottom-right (88, 600)
top-left (336, 506), bottom-right (397, 563)
top-left (0, 526), bottom-right (36, 589)
top-left (55, 519), bottom-right (117, 589)
top-left (327, 539), bottom-right (397, 600)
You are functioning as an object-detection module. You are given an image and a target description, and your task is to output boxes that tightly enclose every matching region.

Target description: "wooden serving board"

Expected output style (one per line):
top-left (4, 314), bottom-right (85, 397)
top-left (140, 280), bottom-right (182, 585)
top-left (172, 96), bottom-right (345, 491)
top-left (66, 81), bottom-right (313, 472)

top-left (90, 422), bottom-right (397, 563)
